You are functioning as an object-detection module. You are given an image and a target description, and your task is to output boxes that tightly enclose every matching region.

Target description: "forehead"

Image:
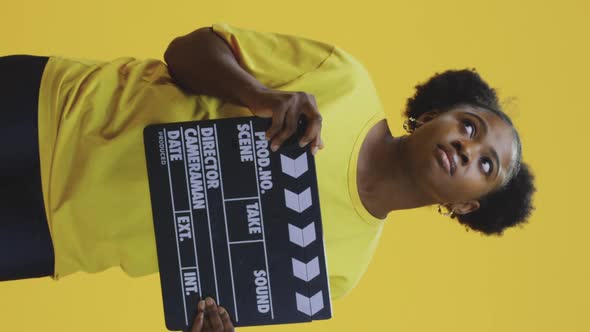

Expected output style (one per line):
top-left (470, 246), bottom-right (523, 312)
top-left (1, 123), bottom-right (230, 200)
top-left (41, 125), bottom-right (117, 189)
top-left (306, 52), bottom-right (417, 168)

top-left (450, 104), bottom-right (518, 180)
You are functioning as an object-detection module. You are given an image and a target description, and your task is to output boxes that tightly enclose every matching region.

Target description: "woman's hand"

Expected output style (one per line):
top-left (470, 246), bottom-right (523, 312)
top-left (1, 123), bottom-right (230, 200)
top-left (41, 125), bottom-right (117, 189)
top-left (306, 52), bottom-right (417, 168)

top-left (187, 297), bottom-right (234, 332)
top-left (245, 88), bottom-right (325, 155)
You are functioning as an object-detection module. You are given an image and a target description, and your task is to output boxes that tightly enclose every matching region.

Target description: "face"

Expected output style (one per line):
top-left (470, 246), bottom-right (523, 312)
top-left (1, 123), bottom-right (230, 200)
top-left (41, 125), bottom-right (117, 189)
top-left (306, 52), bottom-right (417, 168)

top-left (404, 104), bottom-right (518, 206)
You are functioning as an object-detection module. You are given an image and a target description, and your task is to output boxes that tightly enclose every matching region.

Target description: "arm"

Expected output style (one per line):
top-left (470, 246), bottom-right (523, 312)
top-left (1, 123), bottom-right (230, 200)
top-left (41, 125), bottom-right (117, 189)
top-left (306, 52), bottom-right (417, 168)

top-left (163, 26), bottom-right (325, 154)
top-left (163, 27), bottom-right (265, 108)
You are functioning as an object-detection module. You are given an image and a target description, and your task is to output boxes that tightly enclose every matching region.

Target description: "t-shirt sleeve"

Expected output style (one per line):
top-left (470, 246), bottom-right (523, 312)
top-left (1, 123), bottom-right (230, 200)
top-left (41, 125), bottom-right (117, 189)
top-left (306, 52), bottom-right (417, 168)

top-left (329, 269), bottom-right (365, 300)
top-left (329, 275), bottom-right (352, 300)
top-left (211, 22), bottom-right (335, 89)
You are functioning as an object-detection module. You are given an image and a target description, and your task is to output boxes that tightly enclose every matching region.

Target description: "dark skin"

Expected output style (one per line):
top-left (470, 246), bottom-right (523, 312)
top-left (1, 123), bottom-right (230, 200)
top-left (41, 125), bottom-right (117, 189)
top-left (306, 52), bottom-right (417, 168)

top-left (164, 28), bottom-right (325, 156)
top-left (356, 104), bottom-right (518, 219)
top-left (183, 107), bottom-right (517, 330)
top-left (166, 27), bottom-right (519, 328)
top-left (187, 297), bottom-right (234, 332)
top-left (164, 27), bottom-right (516, 217)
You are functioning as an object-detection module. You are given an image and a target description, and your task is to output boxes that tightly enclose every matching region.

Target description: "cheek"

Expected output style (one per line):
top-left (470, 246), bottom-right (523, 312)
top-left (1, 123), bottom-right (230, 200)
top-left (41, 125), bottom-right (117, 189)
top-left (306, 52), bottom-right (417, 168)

top-left (449, 175), bottom-right (491, 201)
top-left (434, 172), bottom-right (491, 203)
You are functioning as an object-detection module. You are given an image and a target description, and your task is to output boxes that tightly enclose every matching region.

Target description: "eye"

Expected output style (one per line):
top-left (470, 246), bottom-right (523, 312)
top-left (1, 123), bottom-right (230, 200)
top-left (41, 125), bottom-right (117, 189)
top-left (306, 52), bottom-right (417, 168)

top-left (462, 119), bottom-right (475, 137)
top-left (481, 157), bottom-right (493, 175)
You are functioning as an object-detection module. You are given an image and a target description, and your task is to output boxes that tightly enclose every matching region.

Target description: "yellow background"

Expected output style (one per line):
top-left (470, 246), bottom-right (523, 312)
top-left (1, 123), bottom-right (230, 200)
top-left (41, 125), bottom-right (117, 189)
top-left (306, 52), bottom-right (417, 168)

top-left (1, 0), bottom-right (588, 331)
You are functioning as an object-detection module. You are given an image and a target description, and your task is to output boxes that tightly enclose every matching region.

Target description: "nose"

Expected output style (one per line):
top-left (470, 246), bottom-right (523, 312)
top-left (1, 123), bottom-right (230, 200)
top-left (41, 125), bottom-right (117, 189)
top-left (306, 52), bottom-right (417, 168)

top-left (451, 139), bottom-right (475, 166)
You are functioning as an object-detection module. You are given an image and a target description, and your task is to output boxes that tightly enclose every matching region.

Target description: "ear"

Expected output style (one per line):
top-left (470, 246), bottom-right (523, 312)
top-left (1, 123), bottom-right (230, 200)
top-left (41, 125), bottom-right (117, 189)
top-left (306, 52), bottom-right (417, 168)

top-left (415, 110), bottom-right (440, 128)
top-left (445, 200), bottom-right (480, 216)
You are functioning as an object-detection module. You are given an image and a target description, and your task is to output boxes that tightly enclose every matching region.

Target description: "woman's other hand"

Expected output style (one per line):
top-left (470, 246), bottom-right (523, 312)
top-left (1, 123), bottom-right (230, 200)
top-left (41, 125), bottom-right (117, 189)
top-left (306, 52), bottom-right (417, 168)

top-left (188, 297), bottom-right (235, 332)
top-left (246, 88), bottom-right (324, 155)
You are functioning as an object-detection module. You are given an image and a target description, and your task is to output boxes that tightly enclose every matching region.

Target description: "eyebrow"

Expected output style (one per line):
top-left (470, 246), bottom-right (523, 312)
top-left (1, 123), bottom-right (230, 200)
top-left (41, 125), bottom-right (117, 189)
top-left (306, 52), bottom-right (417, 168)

top-left (468, 111), bottom-right (488, 136)
top-left (466, 111), bottom-right (501, 179)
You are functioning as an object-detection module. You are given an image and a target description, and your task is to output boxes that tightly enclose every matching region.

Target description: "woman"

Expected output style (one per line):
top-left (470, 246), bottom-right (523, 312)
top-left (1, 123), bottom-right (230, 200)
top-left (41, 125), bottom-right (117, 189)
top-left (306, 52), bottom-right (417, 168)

top-left (0, 23), bottom-right (535, 332)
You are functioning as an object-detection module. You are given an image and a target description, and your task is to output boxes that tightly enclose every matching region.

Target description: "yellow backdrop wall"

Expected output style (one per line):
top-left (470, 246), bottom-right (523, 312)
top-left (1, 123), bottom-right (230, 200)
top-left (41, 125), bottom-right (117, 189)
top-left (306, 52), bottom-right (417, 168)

top-left (1, 0), bottom-right (587, 331)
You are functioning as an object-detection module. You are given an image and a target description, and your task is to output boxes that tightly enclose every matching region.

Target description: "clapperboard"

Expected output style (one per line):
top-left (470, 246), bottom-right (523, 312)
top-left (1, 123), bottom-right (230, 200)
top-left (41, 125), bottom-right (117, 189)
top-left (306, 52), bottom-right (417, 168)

top-left (143, 115), bottom-right (332, 330)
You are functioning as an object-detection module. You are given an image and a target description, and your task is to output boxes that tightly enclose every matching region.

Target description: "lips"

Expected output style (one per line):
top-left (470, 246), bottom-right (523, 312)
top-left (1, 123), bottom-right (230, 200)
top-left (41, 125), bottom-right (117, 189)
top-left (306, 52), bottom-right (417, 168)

top-left (436, 144), bottom-right (457, 176)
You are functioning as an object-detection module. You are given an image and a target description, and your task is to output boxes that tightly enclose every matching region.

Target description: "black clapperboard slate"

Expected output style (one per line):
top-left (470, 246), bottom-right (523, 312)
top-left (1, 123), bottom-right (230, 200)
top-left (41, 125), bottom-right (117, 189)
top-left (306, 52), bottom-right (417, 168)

top-left (143, 115), bottom-right (332, 330)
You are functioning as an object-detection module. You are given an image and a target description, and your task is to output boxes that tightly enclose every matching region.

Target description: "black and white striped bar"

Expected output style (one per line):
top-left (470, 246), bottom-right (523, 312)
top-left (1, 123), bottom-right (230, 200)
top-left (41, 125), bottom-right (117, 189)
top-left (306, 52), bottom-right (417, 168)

top-left (143, 116), bottom-right (332, 330)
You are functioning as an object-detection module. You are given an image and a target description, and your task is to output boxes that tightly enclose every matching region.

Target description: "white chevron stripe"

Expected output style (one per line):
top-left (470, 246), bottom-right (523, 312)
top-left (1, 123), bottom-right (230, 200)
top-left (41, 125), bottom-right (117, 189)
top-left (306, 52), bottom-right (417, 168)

top-left (295, 291), bottom-right (324, 316)
top-left (291, 257), bottom-right (320, 281)
top-left (280, 152), bottom-right (309, 178)
top-left (284, 188), bottom-right (312, 213)
top-left (288, 222), bottom-right (316, 247)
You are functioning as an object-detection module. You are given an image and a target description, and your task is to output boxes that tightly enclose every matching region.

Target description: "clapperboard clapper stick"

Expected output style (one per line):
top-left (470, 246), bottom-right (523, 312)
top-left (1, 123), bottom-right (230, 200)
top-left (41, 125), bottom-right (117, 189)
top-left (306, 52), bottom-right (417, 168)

top-left (143, 115), bottom-right (332, 330)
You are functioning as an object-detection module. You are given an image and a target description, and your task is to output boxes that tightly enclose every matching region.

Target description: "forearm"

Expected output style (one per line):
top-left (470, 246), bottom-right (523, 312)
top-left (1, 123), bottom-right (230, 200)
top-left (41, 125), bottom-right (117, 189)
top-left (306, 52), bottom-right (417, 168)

top-left (163, 27), bottom-right (266, 107)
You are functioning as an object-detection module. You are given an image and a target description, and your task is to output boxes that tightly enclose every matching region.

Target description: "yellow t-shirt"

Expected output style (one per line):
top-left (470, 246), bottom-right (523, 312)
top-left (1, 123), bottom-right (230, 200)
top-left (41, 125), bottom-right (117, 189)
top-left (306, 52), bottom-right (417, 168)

top-left (37, 22), bottom-right (387, 300)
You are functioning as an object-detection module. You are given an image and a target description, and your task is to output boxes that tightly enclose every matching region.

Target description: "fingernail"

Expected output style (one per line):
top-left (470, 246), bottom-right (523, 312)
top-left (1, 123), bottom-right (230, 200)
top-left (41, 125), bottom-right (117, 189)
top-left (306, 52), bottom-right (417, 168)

top-left (271, 144), bottom-right (278, 152)
top-left (206, 297), bottom-right (214, 305)
top-left (198, 300), bottom-right (205, 310)
top-left (312, 147), bottom-right (318, 155)
top-left (299, 141), bottom-right (307, 148)
top-left (219, 307), bottom-right (226, 315)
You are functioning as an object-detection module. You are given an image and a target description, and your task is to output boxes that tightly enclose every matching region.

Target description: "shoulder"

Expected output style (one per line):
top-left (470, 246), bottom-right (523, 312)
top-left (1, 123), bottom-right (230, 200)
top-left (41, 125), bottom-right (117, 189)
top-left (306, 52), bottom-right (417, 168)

top-left (316, 46), bottom-right (377, 94)
top-left (316, 46), bottom-right (382, 108)
top-left (321, 46), bottom-right (371, 76)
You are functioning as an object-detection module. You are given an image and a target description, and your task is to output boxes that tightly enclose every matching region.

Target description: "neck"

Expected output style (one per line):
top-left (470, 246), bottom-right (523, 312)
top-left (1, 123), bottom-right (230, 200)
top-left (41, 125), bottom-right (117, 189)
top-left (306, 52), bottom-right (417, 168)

top-left (361, 125), bottom-right (437, 217)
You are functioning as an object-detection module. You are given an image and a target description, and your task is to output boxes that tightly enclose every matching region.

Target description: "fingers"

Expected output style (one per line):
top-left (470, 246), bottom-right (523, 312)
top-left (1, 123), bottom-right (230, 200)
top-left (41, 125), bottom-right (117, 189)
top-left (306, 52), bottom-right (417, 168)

top-left (265, 106), bottom-right (287, 145)
top-left (203, 316), bottom-right (212, 331)
top-left (269, 106), bottom-right (300, 152)
top-left (311, 134), bottom-right (324, 156)
top-left (205, 297), bottom-right (224, 332)
top-left (189, 300), bottom-right (206, 332)
top-left (190, 297), bottom-right (235, 332)
top-left (190, 312), bottom-right (204, 332)
top-left (218, 306), bottom-right (235, 331)
top-left (266, 92), bottom-right (323, 154)
top-left (299, 114), bottom-right (323, 155)
top-left (298, 93), bottom-right (323, 155)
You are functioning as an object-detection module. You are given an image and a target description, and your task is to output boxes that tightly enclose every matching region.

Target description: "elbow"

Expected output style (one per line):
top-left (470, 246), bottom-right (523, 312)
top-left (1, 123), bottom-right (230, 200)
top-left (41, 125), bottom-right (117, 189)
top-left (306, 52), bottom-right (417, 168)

top-left (163, 27), bottom-right (213, 66)
top-left (163, 38), bottom-right (184, 84)
top-left (163, 38), bottom-right (179, 66)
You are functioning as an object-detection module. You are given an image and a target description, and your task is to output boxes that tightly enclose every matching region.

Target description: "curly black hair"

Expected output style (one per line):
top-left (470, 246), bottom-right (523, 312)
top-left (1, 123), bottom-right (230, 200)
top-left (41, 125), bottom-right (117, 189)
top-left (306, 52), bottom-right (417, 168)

top-left (404, 68), bottom-right (536, 236)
